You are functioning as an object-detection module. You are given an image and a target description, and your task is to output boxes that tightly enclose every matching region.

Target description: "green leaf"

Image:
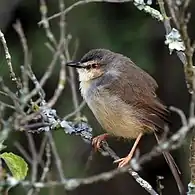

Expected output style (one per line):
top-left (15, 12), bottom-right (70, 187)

top-left (0, 152), bottom-right (28, 180)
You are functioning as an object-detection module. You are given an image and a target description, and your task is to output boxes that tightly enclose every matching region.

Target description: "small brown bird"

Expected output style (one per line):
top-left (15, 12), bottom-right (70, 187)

top-left (66, 49), bottom-right (184, 194)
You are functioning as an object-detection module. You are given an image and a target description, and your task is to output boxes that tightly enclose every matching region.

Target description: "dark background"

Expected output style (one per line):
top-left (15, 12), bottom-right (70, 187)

top-left (0, 0), bottom-right (193, 194)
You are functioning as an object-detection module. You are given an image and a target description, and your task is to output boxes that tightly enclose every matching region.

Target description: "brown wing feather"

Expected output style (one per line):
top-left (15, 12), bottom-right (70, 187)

top-left (102, 57), bottom-right (169, 131)
top-left (101, 54), bottom-right (183, 193)
top-left (97, 55), bottom-right (184, 193)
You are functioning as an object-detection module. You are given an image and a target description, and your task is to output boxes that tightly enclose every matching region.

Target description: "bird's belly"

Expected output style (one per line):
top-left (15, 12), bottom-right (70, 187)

top-left (87, 91), bottom-right (145, 139)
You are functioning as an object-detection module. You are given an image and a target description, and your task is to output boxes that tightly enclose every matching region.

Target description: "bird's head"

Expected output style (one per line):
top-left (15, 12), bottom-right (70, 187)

top-left (66, 49), bottom-right (120, 82)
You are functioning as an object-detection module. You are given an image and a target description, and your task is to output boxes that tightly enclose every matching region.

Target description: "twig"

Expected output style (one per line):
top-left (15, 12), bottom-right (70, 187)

top-left (38, 0), bottom-right (133, 25)
top-left (47, 0), bottom-right (66, 108)
top-left (67, 66), bottom-right (81, 118)
top-left (13, 20), bottom-right (29, 95)
top-left (20, 161), bottom-right (158, 195)
top-left (170, 106), bottom-right (188, 126)
top-left (38, 135), bottom-right (48, 165)
top-left (0, 101), bottom-right (15, 110)
top-left (27, 66), bottom-right (45, 100)
top-left (34, 143), bottom-right (51, 194)
top-left (46, 132), bottom-right (66, 182)
top-left (14, 141), bottom-right (32, 164)
top-left (0, 30), bottom-right (21, 88)
top-left (39, 0), bottom-right (57, 46)
top-left (64, 101), bottom-right (86, 120)
top-left (23, 39), bottom-right (65, 103)
top-left (26, 133), bottom-right (38, 195)
top-left (0, 91), bottom-right (8, 97)
top-left (156, 176), bottom-right (164, 195)
top-left (163, 0), bottom-right (179, 28)
top-left (0, 79), bottom-right (23, 114)
top-left (40, 143), bottom-right (51, 182)
top-left (157, 0), bottom-right (186, 65)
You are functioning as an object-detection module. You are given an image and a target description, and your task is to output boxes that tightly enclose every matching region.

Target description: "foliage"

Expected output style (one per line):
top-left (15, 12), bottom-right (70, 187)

top-left (0, 152), bottom-right (28, 180)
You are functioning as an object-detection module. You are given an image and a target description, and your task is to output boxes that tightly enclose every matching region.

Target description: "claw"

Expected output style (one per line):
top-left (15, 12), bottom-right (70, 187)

top-left (114, 154), bottom-right (133, 167)
top-left (92, 133), bottom-right (109, 151)
top-left (114, 133), bottom-right (143, 168)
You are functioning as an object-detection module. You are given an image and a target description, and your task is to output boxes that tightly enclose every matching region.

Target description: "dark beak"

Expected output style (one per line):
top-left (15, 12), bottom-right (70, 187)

top-left (66, 61), bottom-right (83, 68)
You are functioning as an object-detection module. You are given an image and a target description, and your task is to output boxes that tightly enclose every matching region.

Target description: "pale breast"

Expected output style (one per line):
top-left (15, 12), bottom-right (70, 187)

top-left (80, 82), bottom-right (147, 139)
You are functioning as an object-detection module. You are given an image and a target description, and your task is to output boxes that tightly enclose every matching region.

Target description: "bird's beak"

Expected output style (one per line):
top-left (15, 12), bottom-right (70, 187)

top-left (66, 61), bottom-right (84, 69)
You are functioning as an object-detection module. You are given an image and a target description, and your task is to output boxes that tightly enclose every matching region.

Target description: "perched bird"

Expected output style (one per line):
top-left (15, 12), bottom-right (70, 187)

top-left (66, 49), bottom-right (184, 194)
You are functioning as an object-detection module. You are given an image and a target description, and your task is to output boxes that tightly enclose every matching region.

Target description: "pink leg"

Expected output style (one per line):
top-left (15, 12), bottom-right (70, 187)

top-left (114, 133), bottom-right (143, 167)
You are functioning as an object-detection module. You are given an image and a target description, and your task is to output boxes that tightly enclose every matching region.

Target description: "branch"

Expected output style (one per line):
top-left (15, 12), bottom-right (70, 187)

top-left (17, 140), bottom-right (158, 195)
top-left (38, 0), bottom-right (133, 25)
top-left (0, 30), bottom-right (21, 89)
top-left (22, 109), bottom-right (158, 194)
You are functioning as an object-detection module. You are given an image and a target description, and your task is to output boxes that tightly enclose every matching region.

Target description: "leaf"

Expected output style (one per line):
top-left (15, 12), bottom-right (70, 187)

top-left (0, 152), bottom-right (28, 180)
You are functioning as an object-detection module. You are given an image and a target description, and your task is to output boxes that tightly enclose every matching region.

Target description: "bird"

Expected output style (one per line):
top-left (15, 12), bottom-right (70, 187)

top-left (66, 48), bottom-right (184, 194)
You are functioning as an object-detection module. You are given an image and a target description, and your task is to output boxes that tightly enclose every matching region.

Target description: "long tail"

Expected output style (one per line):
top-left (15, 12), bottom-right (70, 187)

top-left (154, 132), bottom-right (185, 195)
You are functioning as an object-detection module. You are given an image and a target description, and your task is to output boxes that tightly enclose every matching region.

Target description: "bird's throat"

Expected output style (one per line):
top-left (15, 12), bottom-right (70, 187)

top-left (79, 81), bottom-right (92, 98)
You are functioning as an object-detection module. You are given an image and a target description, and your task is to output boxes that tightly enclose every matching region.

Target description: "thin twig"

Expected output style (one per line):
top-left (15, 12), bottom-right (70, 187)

top-left (38, 0), bottom-right (133, 24)
top-left (47, 0), bottom-right (66, 108)
top-left (0, 79), bottom-right (23, 114)
top-left (40, 0), bottom-right (58, 47)
top-left (23, 39), bottom-right (65, 103)
top-left (0, 91), bottom-right (8, 97)
top-left (13, 20), bottom-right (29, 95)
top-left (46, 132), bottom-right (66, 182)
top-left (26, 133), bottom-right (38, 195)
top-left (0, 30), bottom-right (21, 88)
top-left (14, 141), bottom-right (32, 164)
top-left (65, 44), bottom-right (81, 119)
top-left (64, 101), bottom-right (86, 120)
top-left (40, 143), bottom-right (51, 182)
top-left (38, 135), bottom-right (48, 165)
top-left (0, 101), bottom-right (15, 110)
top-left (34, 143), bottom-right (51, 194)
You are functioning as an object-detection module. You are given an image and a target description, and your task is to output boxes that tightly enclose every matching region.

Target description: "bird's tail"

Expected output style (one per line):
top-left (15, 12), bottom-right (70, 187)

top-left (154, 132), bottom-right (185, 195)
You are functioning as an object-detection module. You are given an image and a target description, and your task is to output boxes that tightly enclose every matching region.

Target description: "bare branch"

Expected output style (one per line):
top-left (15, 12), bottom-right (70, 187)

top-left (38, 0), bottom-right (133, 24)
top-left (23, 39), bottom-right (65, 103)
top-left (13, 20), bottom-right (30, 95)
top-left (0, 30), bottom-right (21, 88)
top-left (64, 101), bottom-right (86, 120)
top-left (19, 159), bottom-right (158, 195)
top-left (14, 141), bottom-right (32, 164)
top-left (46, 131), bottom-right (66, 182)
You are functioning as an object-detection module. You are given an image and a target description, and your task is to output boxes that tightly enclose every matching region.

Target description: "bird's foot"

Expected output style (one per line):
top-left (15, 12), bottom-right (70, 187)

top-left (114, 154), bottom-right (133, 168)
top-left (114, 133), bottom-right (143, 168)
top-left (92, 133), bottom-right (109, 151)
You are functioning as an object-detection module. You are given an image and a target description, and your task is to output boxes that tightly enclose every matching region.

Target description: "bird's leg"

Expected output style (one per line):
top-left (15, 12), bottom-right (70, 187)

top-left (114, 133), bottom-right (143, 168)
top-left (92, 133), bottom-right (109, 151)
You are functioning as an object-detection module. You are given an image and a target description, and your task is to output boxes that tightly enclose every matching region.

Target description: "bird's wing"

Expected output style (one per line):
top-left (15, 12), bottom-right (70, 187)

top-left (100, 60), bottom-right (169, 131)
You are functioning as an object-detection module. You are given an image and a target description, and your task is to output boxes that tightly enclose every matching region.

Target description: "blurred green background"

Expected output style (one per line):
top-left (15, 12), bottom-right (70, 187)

top-left (0, 0), bottom-right (194, 194)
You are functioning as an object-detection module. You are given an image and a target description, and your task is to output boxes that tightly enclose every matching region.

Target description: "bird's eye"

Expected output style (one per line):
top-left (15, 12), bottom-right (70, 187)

top-left (84, 63), bottom-right (100, 70)
top-left (91, 64), bottom-right (100, 69)
top-left (85, 65), bottom-right (91, 70)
